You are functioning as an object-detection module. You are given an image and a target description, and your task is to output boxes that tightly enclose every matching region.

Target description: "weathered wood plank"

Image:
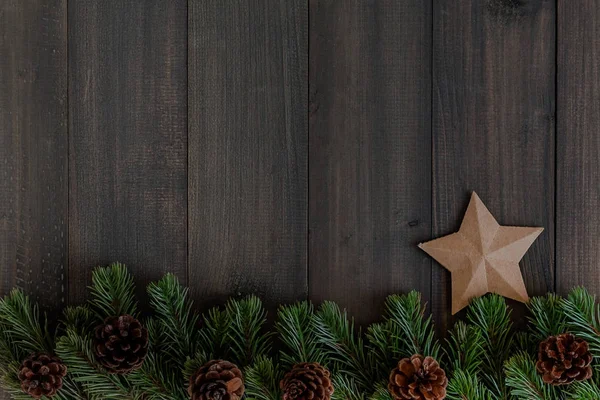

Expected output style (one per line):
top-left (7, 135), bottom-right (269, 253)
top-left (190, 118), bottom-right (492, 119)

top-left (68, 0), bottom-right (188, 303)
top-left (556, 1), bottom-right (600, 295)
top-left (0, 2), bottom-right (67, 397)
top-left (309, 0), bottom-right (432, 325)
top-left (0, 0), bottom-right (67, 313)
top-left (188, 1), bottom-right (308, 311)
top-left (432, 0), bottom-right (555, 330)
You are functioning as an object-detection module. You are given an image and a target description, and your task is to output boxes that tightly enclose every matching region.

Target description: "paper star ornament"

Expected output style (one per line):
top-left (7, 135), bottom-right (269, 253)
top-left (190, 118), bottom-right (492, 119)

top-left (419, 192), bottom-right (543, 314)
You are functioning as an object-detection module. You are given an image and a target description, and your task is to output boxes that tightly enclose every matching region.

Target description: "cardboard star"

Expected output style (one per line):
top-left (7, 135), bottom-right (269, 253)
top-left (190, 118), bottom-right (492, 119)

top-left (419, 192), bottom-right (543, 314)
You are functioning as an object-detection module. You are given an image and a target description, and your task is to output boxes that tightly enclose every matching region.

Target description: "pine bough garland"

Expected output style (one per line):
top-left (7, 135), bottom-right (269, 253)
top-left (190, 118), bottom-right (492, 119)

top-left (1, 264), bottom-right (600, 399)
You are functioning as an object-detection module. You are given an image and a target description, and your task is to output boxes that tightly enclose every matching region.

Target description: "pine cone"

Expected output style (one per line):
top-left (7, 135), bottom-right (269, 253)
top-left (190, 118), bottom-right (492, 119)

top-left (18, 353), bottom-right (67, 399)
top-left (536, 333), bottom-right (593, 385)
top-left (93, 314), bottom-right (148, 374)
top-left (388, 355), bottom-right (447, 400)
top-left (280, 362), bottom-right (334, 400)
top-left (188, 359), bottom-right (244, 400)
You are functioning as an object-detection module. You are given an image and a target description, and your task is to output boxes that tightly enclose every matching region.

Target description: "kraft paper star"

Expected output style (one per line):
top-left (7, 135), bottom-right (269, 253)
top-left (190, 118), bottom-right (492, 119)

top-left (419, 192), bottom-right (543, 314)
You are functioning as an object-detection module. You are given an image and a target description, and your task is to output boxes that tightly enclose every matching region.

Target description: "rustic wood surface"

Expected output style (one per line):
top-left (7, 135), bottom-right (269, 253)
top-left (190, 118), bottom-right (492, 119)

top-left (432, 0), bottom-right (556, 331)
top-left (309, 0), bottom-right (432, 325)
top-left (68, 0), bottom-right (188, 305)
top-left (0, 0), bottom-right (598, 396)
top-left (189, 0), bottom-right (308, 312)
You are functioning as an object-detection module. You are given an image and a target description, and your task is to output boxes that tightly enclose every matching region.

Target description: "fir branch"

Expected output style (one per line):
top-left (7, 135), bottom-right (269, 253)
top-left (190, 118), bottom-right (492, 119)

top-left (467, 294), bottom-right (514, 397)
top-left (129, 318), bottom-right (188, 400)
top-left (55, 328), bottom-right (136, 400)
top-left (0, 288), bottom-right (53, 355)
top-left (225, 296), bottom-right (271, 367)
top-left (312, 301), bottom-right (375, 393)
top-left (89, 263), bottom-right (137, 318)
top-left (513, 331), bottom-right (537, 355)
top-left (54, 375), bottom-right (92, 400)
top-left (567, 380), bottom-right (600, 400)
top-left (527, 294), bottom-right (567, 342)
top-left (129, 352), bottom-right (188, 400)
top-left (61, 305), bottom-right (98, 336)
top-left (331, 374), bottom-right (367, 400)
top-left (366, 320), bottom-right (401, 381)
top-left (183, 352), bottom-right (209, 382)
top-left (277, 301), bottom-right (324, 368)
top-left (504, 351), bottom-right (560, 400)
top-left (0, 324), bottom-right (20, 367)
top-left (446, 369), bottom-right (497, 400)
top-left (198, 307), bottom-right (230, 360)
top-left (244, 356), bottom-right (283, 400)
top-left (367, 384), bottom-right (393, 400)
top-left (384, 292), bottom-right (440, 359)
top-left (147, 274), bottom-right (200, 362)
top-left (0, 360), bottom-right (40, 400)
top-left (445, 321), bottom-right (485, 376)
top-left (562, 287), bottom-right (600, 355)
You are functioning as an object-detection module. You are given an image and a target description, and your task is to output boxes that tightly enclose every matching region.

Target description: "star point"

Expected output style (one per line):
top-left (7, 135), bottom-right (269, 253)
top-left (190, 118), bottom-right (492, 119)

top-left (419, 192), bottom-right (543, 314)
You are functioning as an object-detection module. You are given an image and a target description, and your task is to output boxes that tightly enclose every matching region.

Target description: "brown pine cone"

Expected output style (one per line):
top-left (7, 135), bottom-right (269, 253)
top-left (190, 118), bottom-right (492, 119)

top-left (18, 353), bottom-right (67, 399)
top-left (536, 333), bottom-right (593, 385)
top-left (188, 359), bottom-right (244, 400)
top-left (388, 355), bottom-right (447, 400)
top-left (280, 362), bottom-right (334, 400)
top-left (93, 314), bottom-right (148, 374)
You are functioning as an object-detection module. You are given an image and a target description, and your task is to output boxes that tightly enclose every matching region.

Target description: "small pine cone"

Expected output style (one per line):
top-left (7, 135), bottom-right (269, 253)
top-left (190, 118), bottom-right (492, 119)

top-left (280, 362), bottom-right (334, 400)
top-left (93, 314), bottom-right (149, 374)
top-left (536, 333), bottom-right (593, 385)
top-left (18, 353), bottom-right (67, 399)
top-left (188, 360), bottom-right (244, 400)
top-left (388, 355), bottom-right (447, 400)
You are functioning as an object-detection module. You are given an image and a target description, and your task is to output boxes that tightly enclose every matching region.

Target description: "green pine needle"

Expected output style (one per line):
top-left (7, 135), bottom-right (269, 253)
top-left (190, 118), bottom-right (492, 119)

top-left (0, 288), bottom-right (53, 355)
top-left (147, 274), bottom-right (200, 363)
top-left (244, 356), bottom-right (283, 400)
top-left (504, 351), bottom-right (560, 400)
top-left (61, 305), bottom-right (97, 336)
top-left (225, 296), bottom-right (271, 367)
top-left (562, 287), bottom-right (600, 356)
top-left (89, 263), bottom-right (137, 318)
top-left (198, 306), bottom-right (230, 360)
top-left (277, 301), bottom-right (324, 368)
top-left (567, 380), bottom-right (600, 399)
top-left (183, 351), bottom-right (209, 381)
top-left (331, 374), bottom-right (367, 400)
top-left (445, 321), bottom-right (485, 376)
top-left (55, 328), bottom-right (136, 399)
top-left (367, 384), bottom-right (392, 400)
top-left (366, 320), bottom-right (401, 381)
top-left (383, 292), bottom-right (440, 359)
top-left (129, 317), bottom-right (188, 400)
top-left (129, 352), bottom-right (188, 400)
top-left (446, 369), bottom-right (496, 400)
top-left (527, 294), bottom-right (567, 342)
top-left (312, 301), bottom-right (374, 393)
top-left (467, 294), bottom-right (514, 396)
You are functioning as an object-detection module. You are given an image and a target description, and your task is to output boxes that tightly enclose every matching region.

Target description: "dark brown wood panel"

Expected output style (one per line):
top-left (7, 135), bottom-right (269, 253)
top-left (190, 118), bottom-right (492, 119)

top-left (432, 0), bottom-right (555, 330)
top-left (68, 1), bottom-right (187, 303)
top-left (188, 1), bottom-right (308, 311)
top-left (556, 1), bottom-right (600, 294)
top-left (0, 0), bottom-right (67, 313)
top-left (309, 0), bottom-right (432, 325)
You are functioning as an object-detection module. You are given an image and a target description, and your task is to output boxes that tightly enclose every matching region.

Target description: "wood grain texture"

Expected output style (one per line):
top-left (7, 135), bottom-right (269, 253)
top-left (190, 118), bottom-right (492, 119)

top-left (432, 0), bottom-right (555, 330)
top-left (68, 0), bottom-right (187, 303)
top-left (188, 1), bottom-right (308, 311)
top-left (0, 0), bottom-right (67, 313)
top-left (556, 1), bottom-right (600, 294)
top-left (309, 0), bottom-right (432, 325)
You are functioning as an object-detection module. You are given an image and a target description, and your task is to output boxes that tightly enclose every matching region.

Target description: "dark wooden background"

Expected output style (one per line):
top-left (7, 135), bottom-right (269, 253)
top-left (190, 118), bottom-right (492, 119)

top-left (1, 0), bottom-right (599, 396)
